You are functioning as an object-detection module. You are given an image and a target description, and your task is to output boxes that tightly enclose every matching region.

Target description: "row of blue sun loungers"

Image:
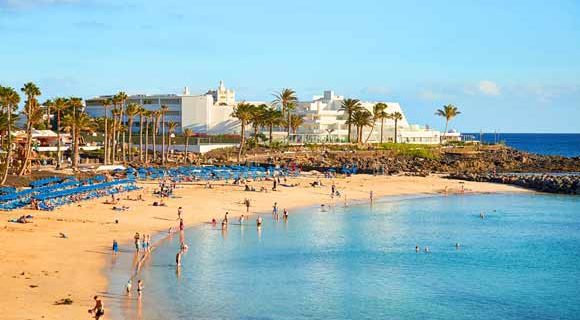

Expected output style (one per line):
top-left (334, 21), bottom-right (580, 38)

top-left (0, 175), bottom-right (138, 211)
top-left (35, 179), bottom-right (139, 211)
top-left (124, 165), bottom-right (294, 182)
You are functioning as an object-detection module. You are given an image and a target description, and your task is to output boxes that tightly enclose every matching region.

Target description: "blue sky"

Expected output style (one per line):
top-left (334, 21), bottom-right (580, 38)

top-left (1, 0), bottom-right (579, 132)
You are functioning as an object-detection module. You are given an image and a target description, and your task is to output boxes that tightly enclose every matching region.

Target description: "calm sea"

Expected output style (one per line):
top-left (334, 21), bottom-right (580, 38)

top-left (110, 194), bottom-right (580, 320)
top-left (466, 133), bottom-right (580, 157)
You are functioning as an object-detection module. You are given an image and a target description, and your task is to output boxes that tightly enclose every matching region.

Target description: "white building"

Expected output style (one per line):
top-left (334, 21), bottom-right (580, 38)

top-left (85, 85), bottom-right (456, 144)
top-left (285, 90), bottom-right (446, 144)
top-left (85, 82), bottom-right (239, 134)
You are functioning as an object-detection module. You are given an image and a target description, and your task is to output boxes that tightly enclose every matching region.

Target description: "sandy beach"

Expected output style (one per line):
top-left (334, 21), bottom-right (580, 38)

top-left (0, 174), bottom-right (528, 320)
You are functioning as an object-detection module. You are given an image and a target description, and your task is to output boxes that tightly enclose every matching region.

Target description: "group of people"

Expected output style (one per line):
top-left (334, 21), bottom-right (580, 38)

top-left (132, 232), bottom-right (152, 253)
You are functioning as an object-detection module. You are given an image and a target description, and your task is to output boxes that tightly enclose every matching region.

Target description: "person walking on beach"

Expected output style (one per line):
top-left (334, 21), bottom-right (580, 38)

top-left (89, 295), bottom-right (104, 319)
top-left (370, 190), bottom-right (374, 203)
top-left (178, 206), bottom-right (183, 220)
top-left (244, 198), bottom-right (251, 213)
top-left (224, 212), bottom-right (229, 224)
top-left (134, 233), bottom-right (140, 252)
top-left (112, 240), bottom-right (118, 255)
top-left (125, 279), bottom-right (132, 294)
top-left (179, 218), bottom-right (185, 231)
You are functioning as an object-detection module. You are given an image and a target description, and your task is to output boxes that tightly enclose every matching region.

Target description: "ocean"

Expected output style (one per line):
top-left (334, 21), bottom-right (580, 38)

top-left (111, 194), bottom-right (580, 320)
top-left (466, 133), bottom-right (580, 157)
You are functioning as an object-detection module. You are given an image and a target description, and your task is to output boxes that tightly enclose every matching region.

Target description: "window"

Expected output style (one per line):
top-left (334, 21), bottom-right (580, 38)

top-left (160, 98), bottom-right (180, 105)
top-left (165, 111), bottom-right (180, 116)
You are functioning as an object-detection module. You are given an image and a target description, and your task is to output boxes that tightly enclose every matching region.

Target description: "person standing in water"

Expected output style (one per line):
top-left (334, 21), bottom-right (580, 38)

top-left (112, 240), bottom-right (118, 255)
top-left (176, 251), bottom-right (182, 266)
top-left (257, 216), bottom-right (263, 228)
top-left (272, 202), bottom-right (279, 219)
top-left (239, 215), bottom-right (245, 224)
top-left (283, 209), bottom-right (289, 221)
top-left (134, 233), bottom-right (140, 252)
top-left (179, 218), bottom-right (185, 231)
top-left (137, 280), bottom-right (144, 296)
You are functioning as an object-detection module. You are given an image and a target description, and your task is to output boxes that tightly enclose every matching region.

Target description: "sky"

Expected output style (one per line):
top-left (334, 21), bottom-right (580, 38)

top-left (0, 0), bottom-right (579, 133)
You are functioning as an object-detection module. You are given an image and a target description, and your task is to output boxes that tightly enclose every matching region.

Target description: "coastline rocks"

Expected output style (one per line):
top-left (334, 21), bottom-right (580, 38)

top-left (447, 173), bottom-right (580, 195)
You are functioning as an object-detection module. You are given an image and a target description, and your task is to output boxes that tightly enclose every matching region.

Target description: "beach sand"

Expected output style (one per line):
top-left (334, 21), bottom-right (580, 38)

top-left (0, 174), bottom-right (527, 320)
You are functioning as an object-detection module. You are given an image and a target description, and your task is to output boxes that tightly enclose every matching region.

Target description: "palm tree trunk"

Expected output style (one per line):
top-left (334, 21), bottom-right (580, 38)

top-left (127, 118), bottom-right (133, 163)
top-left (380, 118), bottom-right (384, 144)
top-left (18, 104), bottom-right (33, 176)
top-left (1, 111), bottom-right (12, 184)
top-left (237, 124), bottom-right (245, 162)
top-left (184, 136), bottom-right (189, 164)
top-left (72, 105), bottom-right (77, 169)
top-left (287, 110), bottom-right (291, 141)
top-left (144, 118), bottom-right (149, 163)
top-left (364, 123), bottom-right (375, 144)
top-left (442, 120), bottom-right (449, 144)
top-left (152, 119), bottom-right (157, 162)
top-left (111, 115), bottom-right (116, 164)
top-left (104, 111), bottom-right (108, 165)
top-left (56, 113), bottom-right (62, 169)
top-left (394, 120), bottom-right (398, 144)
top-left (161, 114), bottom-right (166, 164)
top-left (73, 129), bottom-right (80, 170)
top-left (269, 125), bottom-right (273, 145)
top-left (347, 115), bottom-right (352, 143)
top-left (139, 115), bottom-right (143, 162)
top-left (167, 133), bottom-right (172, 161)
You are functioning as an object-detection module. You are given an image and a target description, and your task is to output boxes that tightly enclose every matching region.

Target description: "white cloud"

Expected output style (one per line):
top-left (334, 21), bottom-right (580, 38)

top-left (478, 80), bottom-right (501, 96)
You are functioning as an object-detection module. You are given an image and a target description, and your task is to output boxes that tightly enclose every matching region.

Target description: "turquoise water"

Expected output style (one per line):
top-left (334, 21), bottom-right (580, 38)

top-left (114, 194), bottom-right (580, 319)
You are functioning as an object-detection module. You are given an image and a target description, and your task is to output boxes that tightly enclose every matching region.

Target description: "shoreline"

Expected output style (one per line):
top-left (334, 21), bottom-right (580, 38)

top-left (0, 174), bottom-right (530, 319)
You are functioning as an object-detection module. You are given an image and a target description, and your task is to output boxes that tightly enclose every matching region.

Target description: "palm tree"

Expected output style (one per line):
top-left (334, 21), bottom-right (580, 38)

top-left (101, 98), bottom-right (112, 165)
top-left (160, 105), bottom-right (169, 164)
top-left (111, 95), bottom-right (122, 163)
top-left (370, 103), bottom-right (388, 144)
top-left (115, 92), bottom-right (128, 162)
top-left (124, 103), bottom-right (139, 162)
top-left (435, 104), bottom-right (461, 143)
top-left (152, 110), bottom-right (161, 162)
top-left (19, 82), bottom-right (42, 176)
top-left (287, 114), bottom-right (304, 134)
top-left (182, 128), bottom-right (194, 163)
top-left (52, 97), bottom-right (68, 169)
top-left (263, 107), bottom-right (283, 145)
top-left (167, 121), bottom-right (178, 161)
top-left (42, 99), bottom-right (53, 129)
top-left (231, 102), bottom-right (254, 162)
top-left (272, 89), bottom-right (297, 140)
top-left (0, 86), bottom-right (20, 184)
top-left (110, 107), bottom-right (121, 164)
top-left (339, 98), bottom-right (362, 143)
top-left (389, 112), bottom-right (403, 143)
top-left (249, 104), bottom-right (266, 141)
top-left (65, 97), bottom-right (84, 169)
top-left (350, 109), bottom-right (373, 143)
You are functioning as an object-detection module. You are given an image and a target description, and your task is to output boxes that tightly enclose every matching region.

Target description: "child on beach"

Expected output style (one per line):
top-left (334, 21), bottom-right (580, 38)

top-left (112, 240), bottom-right (118, 255)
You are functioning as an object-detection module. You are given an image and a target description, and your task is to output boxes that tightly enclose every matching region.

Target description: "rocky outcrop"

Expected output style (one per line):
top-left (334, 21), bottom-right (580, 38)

top-left (447, 173), bottom-right (580, 195)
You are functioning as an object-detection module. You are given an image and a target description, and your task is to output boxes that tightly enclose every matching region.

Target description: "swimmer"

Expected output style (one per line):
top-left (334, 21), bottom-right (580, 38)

top-left (455, 243), bottom-right (461, 249)
top-left (424, 246), bottom-right (430, 253)
top-left (257, 216), bottom-right (263, 227)
top-left (415, 245), bottom-right (420, 253)
top-left (480, 211), bottom-right (485, 219)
